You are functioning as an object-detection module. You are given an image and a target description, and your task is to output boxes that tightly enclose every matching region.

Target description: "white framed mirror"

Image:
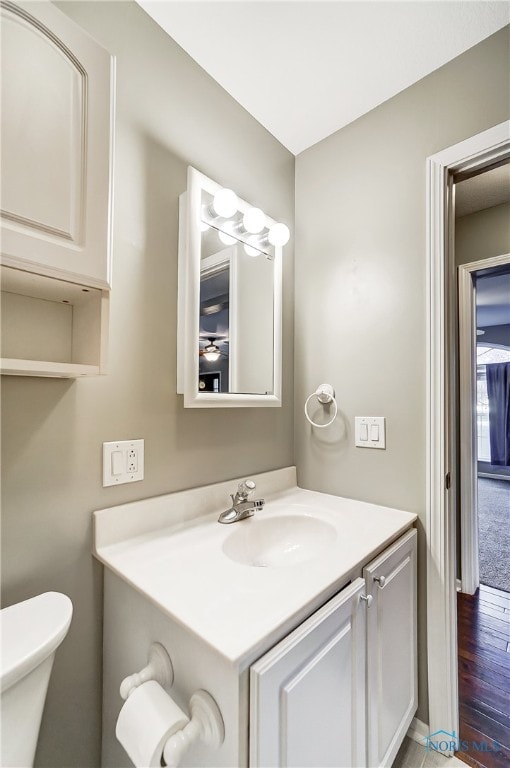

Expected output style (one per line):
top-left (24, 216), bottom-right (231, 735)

top-left (177, 166), bottom-right (286, 407)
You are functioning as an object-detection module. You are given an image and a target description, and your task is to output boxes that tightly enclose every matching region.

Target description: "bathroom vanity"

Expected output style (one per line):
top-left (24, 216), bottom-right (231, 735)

top-left (94, 467), bottom-right (417, 768)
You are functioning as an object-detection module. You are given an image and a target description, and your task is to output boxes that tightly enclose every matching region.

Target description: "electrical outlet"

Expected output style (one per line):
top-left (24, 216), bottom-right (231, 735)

top-left (127, 448), bottom-right (138, 473)
top-left (103, 439), bottom-right (144, 486)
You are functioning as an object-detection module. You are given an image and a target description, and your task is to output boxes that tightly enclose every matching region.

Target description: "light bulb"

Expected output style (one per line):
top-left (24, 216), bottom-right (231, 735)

top-left (212, 188), bottom-right (238, 218)
top-left (199, 220), bottom-right (210, 232)
top-left (218, 228), bottom-right (237, 245)
top-left (268, 222), bottom-right (290, 247)
top-left (244, 243), bottom-right (260, 257)
top-left (243, 207), bottom-right (266, 234)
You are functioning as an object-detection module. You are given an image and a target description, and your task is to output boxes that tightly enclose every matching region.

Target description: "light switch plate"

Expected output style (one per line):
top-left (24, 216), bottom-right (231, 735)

top-left (355, 417), bottom-right (386, 449)
top-left (103, 439), bottom-right (144, 486)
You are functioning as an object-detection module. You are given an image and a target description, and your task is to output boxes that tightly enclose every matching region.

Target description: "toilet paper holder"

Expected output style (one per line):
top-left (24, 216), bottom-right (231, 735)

top-left (162, 689), bottom-right (224, 768)
top-left (120, 643), bottom-right (174, 700)
top-left (119, 643), bottom-right (224, 768)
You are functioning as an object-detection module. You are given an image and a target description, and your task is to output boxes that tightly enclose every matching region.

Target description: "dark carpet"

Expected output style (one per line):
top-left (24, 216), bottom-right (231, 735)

top-left (478, 477), bottom-right (510, 593)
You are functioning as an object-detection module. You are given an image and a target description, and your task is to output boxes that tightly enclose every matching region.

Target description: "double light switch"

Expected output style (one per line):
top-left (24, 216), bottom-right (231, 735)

top-left (355, 417), bottom-right (386, 449)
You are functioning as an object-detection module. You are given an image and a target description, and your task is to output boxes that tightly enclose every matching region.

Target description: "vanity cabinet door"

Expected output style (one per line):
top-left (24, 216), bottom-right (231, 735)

top-left (0, 1), bottom-right (114, 289)
top-left (250, 579), bottom-right (367, 768)
top-left (364, 529), bottom-right (417, 768)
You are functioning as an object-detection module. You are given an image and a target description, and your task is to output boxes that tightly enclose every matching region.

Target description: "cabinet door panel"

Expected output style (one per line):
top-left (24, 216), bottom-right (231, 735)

top-left (0, 1), bottom-right (113, 288)
top-left (364, 529), bottom-right (417, 768)
top-left (250, 579), bottom-right (366, 768)
top-left (1, 9), bottom-right (83, 239)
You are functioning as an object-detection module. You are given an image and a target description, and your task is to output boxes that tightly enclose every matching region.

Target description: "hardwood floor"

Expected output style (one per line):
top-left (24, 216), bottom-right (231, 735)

top-left (456, 584), bottom-right (510, 768)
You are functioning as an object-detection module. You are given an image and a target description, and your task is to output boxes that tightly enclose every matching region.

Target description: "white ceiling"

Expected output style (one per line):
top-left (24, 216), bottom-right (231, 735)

top-left (456, 164), bottom-right (510, 218)
top-left (138, 1), bottom-right (509, 155)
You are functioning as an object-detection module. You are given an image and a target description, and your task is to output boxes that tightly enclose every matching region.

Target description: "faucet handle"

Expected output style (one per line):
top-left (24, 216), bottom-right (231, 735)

top-left (237, 479), bottom-right (256, 499)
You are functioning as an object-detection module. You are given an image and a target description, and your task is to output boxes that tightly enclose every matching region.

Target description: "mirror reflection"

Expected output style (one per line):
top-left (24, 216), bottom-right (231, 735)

top-left (177, 166), bottom-right (287, 407)
top-left (199, 193), bottom-right (275, 394)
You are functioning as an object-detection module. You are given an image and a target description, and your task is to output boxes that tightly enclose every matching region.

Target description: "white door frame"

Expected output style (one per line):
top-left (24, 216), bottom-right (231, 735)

top-left (426, 120), bottom-right (509, 741)
top-left (458, 253), bottom-right (510, 596)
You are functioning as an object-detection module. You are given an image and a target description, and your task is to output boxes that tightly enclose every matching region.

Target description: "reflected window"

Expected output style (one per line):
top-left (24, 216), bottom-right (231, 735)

top-left (476, 345), bottom-right (510, 462)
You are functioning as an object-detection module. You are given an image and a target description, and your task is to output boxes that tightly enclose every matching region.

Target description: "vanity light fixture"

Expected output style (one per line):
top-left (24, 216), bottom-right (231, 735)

top-left (218, 227), bottom-right (237, 246)
top-left (211, 188), bottom-right (238, 218)
top-left (243, 207), bottom-right (266, 234)
top-left (267, 222), bottom-right (290, 247)
top-left (244, 243), bottom-right (260, 257)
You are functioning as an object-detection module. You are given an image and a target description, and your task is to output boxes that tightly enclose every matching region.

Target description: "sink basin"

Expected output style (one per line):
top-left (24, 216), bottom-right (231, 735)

top-left (222, 514), bottom-right (336, 567)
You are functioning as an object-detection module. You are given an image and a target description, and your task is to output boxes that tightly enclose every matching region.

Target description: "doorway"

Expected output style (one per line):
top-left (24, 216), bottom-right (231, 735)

top-left (455, 223), bottom-right (510, 766)
top-left (474, 265), bottom-right (510, 592)
top-left (458, 250), bottom-right (510, 596)
top-left (426, 120), bottom-right (510, 752)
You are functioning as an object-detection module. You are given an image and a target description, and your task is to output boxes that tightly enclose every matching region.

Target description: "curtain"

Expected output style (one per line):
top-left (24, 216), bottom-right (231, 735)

top-left (486, 362), bottom-right (510, 466)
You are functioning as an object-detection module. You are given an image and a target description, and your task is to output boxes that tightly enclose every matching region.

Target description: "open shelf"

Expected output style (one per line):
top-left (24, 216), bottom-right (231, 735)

top-left (1, 266), bottom-right (109, 378)
top-left (0, 358), bottom-right (100, 378)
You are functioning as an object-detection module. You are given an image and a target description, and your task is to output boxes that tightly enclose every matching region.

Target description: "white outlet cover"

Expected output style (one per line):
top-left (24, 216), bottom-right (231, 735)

top-left (103, 439), bottom-right (144, 486)
top-left (354, 417), bottom-right (386, 449)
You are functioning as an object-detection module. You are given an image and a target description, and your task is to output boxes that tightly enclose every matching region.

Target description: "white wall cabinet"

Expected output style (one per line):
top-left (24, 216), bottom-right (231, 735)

top-left (0, 0), bottom-right (114, 377)
top-left (250, 530), bottom-right (417, 768)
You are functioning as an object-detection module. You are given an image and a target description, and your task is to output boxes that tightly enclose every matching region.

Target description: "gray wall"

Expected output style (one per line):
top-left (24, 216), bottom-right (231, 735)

top-left (456, 201), bottom-right (510, 265)
top-left (0, 3), bottom-right (294, 766)
top-left (294, 26), bottom-right (510, 725)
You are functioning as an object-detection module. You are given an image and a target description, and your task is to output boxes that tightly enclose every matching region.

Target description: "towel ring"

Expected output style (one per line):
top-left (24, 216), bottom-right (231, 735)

top-left (304, 384), bottom-right (338, 428)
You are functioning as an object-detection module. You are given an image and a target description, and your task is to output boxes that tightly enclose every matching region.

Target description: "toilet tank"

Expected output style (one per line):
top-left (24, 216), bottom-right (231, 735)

top-left (0, 592), bottom-right (73, 768)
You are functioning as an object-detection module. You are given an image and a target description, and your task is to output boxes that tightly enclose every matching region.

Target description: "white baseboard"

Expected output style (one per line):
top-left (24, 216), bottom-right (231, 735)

top-left (456, 578), bottom-right (462, 592)
top-left (407, 716), bottom-right (428, 745)
top-left (478, 472), bottom-right (510, 481)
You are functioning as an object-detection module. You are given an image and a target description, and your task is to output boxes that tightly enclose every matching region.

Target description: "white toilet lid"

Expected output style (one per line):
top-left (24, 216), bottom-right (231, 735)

top-left (0, 592), bottom-right (73, 692)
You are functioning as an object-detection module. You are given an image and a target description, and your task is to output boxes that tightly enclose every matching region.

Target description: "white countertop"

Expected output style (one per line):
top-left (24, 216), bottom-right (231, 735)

top-left (94, 468), bottom-right (417, 667)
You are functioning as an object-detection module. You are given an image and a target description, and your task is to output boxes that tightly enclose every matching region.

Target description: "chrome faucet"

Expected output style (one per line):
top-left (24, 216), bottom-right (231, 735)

top-left (218, 480), bottom-right (265, 524)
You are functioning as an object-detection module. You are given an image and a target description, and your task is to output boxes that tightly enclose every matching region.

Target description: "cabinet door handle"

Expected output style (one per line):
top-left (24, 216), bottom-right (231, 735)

top-left (360, 594), bottom-right (373, 607)
top-left (373, 575), bottom-right (386, 588)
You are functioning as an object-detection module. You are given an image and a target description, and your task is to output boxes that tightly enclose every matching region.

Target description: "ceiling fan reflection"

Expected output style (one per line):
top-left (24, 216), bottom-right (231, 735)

top-left (199, 336), bottom-right (229, 362)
